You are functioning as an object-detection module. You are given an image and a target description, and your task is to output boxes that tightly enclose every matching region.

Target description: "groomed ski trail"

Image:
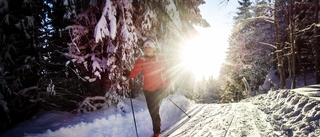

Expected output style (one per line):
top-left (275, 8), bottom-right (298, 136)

top-left (162, 103), bottom-right (274, 137)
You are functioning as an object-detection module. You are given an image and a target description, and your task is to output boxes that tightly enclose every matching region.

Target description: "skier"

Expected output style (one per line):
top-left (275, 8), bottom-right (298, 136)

top-left (125, 38), bottom-right (171, 137)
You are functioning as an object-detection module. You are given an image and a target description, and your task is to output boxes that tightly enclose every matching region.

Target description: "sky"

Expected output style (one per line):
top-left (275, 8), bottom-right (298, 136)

top-left (182, 0), bottom-right (239, 80)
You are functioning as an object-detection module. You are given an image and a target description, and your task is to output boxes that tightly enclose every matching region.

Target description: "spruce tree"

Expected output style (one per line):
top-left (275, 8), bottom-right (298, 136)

top-left (62, 0), bottom-right (209, 113)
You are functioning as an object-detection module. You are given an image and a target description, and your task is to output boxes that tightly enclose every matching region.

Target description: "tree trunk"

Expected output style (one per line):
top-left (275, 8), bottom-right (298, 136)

top-left (289, 0), bottom-right (296, 88)
top-left (315, 0), bottom-right (320, 84)
top-left (274, 0), bottom-right (286, 88)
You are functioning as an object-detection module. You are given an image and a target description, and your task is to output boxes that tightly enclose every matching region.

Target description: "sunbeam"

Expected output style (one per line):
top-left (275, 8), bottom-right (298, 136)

top-left (179, 27), bottom-right (227, 80)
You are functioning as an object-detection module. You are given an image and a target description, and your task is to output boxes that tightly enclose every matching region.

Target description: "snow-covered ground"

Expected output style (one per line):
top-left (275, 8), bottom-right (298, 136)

top-left (243, 85), bottom-right (320, 137)
top-left (163, 103), bottom-right (273, 137)
top-left (0, 94), bottom-right (194, 137)
top-left (1, 85), bottom-right (320, 137)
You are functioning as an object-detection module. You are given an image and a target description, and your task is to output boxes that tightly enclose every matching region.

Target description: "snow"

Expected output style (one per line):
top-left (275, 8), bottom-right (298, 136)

top-left (243, 86), bottom-right (320, 136)
top-left (0, 94), bottom-right (193, 137)
top-left (160, 103), bottom-right (274, 136)
top-left (2, 86), bottom-right (320, 137)
top-left (94, 0), bottom-right (117, 42)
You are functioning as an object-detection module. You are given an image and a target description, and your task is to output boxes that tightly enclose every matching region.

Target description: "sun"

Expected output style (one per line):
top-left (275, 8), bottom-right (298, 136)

top-left (179, 28), bottom-right (227, 80)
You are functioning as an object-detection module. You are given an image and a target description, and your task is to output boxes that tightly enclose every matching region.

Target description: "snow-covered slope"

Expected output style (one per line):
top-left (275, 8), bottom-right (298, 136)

top-left (163, 103), bottom-right (273, 136)
top-left (243, 85), bottom-right (320, 136)
top-left (163, 85), bottom-right (320, 137)
top-left (1, 85), bottom-right (320, 137)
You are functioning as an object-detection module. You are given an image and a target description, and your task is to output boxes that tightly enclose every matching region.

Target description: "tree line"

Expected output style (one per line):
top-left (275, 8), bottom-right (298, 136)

top-left (0, 0), bottom-right (208, 132)
top-left (219, 0), bottom-right (320, 102)
top-left (2, 0), bottom-right (319, 133)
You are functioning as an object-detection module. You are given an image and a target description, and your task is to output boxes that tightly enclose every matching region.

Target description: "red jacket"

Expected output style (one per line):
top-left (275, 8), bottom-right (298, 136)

top-left (129, 56), bottom-right (170, 92)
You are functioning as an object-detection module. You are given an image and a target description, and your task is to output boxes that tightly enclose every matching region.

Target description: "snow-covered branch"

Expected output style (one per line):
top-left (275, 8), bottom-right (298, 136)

top-left (260, 42), bottom-right (277, 49)
top-left (18, 86), bottom-right (38, 96)
top-left (94, 0), bottom-right (117, 42)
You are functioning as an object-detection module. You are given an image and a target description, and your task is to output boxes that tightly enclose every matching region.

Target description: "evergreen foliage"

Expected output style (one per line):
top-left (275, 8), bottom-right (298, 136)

top-left (0, 0), bottom-right (101, 131)
top-left (61, 0), bottom-right (209, 113)
top-left (221, 0), bottom-right (320, 102)
top-left (221, 0), bottom-right (279, 102)
top-left (0, 0), bottom-right (43, 131)
top-left (1, 0), bottom-right (320, 133)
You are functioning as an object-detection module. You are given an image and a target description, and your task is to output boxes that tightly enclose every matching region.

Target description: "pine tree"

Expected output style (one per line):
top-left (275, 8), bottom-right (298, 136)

top-left (221, 0), bottom-right (275, 101)
top-left (220, 0), bottom-right (253, 101)
top-left (0, 0), bottom-right (45, 131)
top-left (315, 0), bottom-right (320, 84)
top-left (0, 0), bottom-right (84, 131)
top-left (63, 0), bottom-right (209, 113)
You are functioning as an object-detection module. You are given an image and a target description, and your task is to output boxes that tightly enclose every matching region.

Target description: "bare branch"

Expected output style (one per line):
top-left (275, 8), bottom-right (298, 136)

top-left (260, 42), bottom-right (277, 49)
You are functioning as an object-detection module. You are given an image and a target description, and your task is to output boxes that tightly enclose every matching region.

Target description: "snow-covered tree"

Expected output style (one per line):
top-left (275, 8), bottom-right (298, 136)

top-left (220, 0), bottom-right (275, 101)
top-left (241, 0), bottom-right (274, 93)
top-left (220, 0), bottom-right (254, 101)
top-left (0, 0), bottom-right (43, 131)
top-left (290, 1), bottom-right (320, 85)
top-left (63, 0), bottom-right (209, 113)
top-left (0, 0), bottom-right (84, 131)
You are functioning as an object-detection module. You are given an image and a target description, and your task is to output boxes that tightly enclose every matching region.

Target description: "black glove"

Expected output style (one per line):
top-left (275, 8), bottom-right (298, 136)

top-left (123, 69), bottom-right (131, 77)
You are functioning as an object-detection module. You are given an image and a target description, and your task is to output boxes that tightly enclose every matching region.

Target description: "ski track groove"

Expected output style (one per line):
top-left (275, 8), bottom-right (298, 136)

top-left (164, 103), bottom-right (274, 137)
top-left (161, 104), bottom-right (207, 136)
top-left (169, 104), bottom-right (233, 136)
top-left (247, 105), bottom-right (262, 137)
top-left (226, 103), bottom-right (260, 137)
top-left (248, 106), bottom-right (261, 137)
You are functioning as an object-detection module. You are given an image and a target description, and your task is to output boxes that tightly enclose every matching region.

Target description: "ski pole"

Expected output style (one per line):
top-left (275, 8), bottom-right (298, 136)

top-left (168, 99), bottom-right (191, 118)
top-left (129, 92), bottom-right (139, 137)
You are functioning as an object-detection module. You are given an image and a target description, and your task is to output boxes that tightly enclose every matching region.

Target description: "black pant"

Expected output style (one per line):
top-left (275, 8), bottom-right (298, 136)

top-left (144, 89), bottom-right (166, 134)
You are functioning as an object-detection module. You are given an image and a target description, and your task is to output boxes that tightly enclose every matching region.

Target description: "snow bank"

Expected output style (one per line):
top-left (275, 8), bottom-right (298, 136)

top-left (260, 70), bottom-right (316, 93)
top-left (0, 94), bottom-right (194, 137)
top-left (243, 86), bottom-right (320, 136)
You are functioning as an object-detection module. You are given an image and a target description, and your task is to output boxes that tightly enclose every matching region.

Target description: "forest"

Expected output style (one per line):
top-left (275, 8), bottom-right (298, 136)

top-left (0, 0), bottom-right (319, 133)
